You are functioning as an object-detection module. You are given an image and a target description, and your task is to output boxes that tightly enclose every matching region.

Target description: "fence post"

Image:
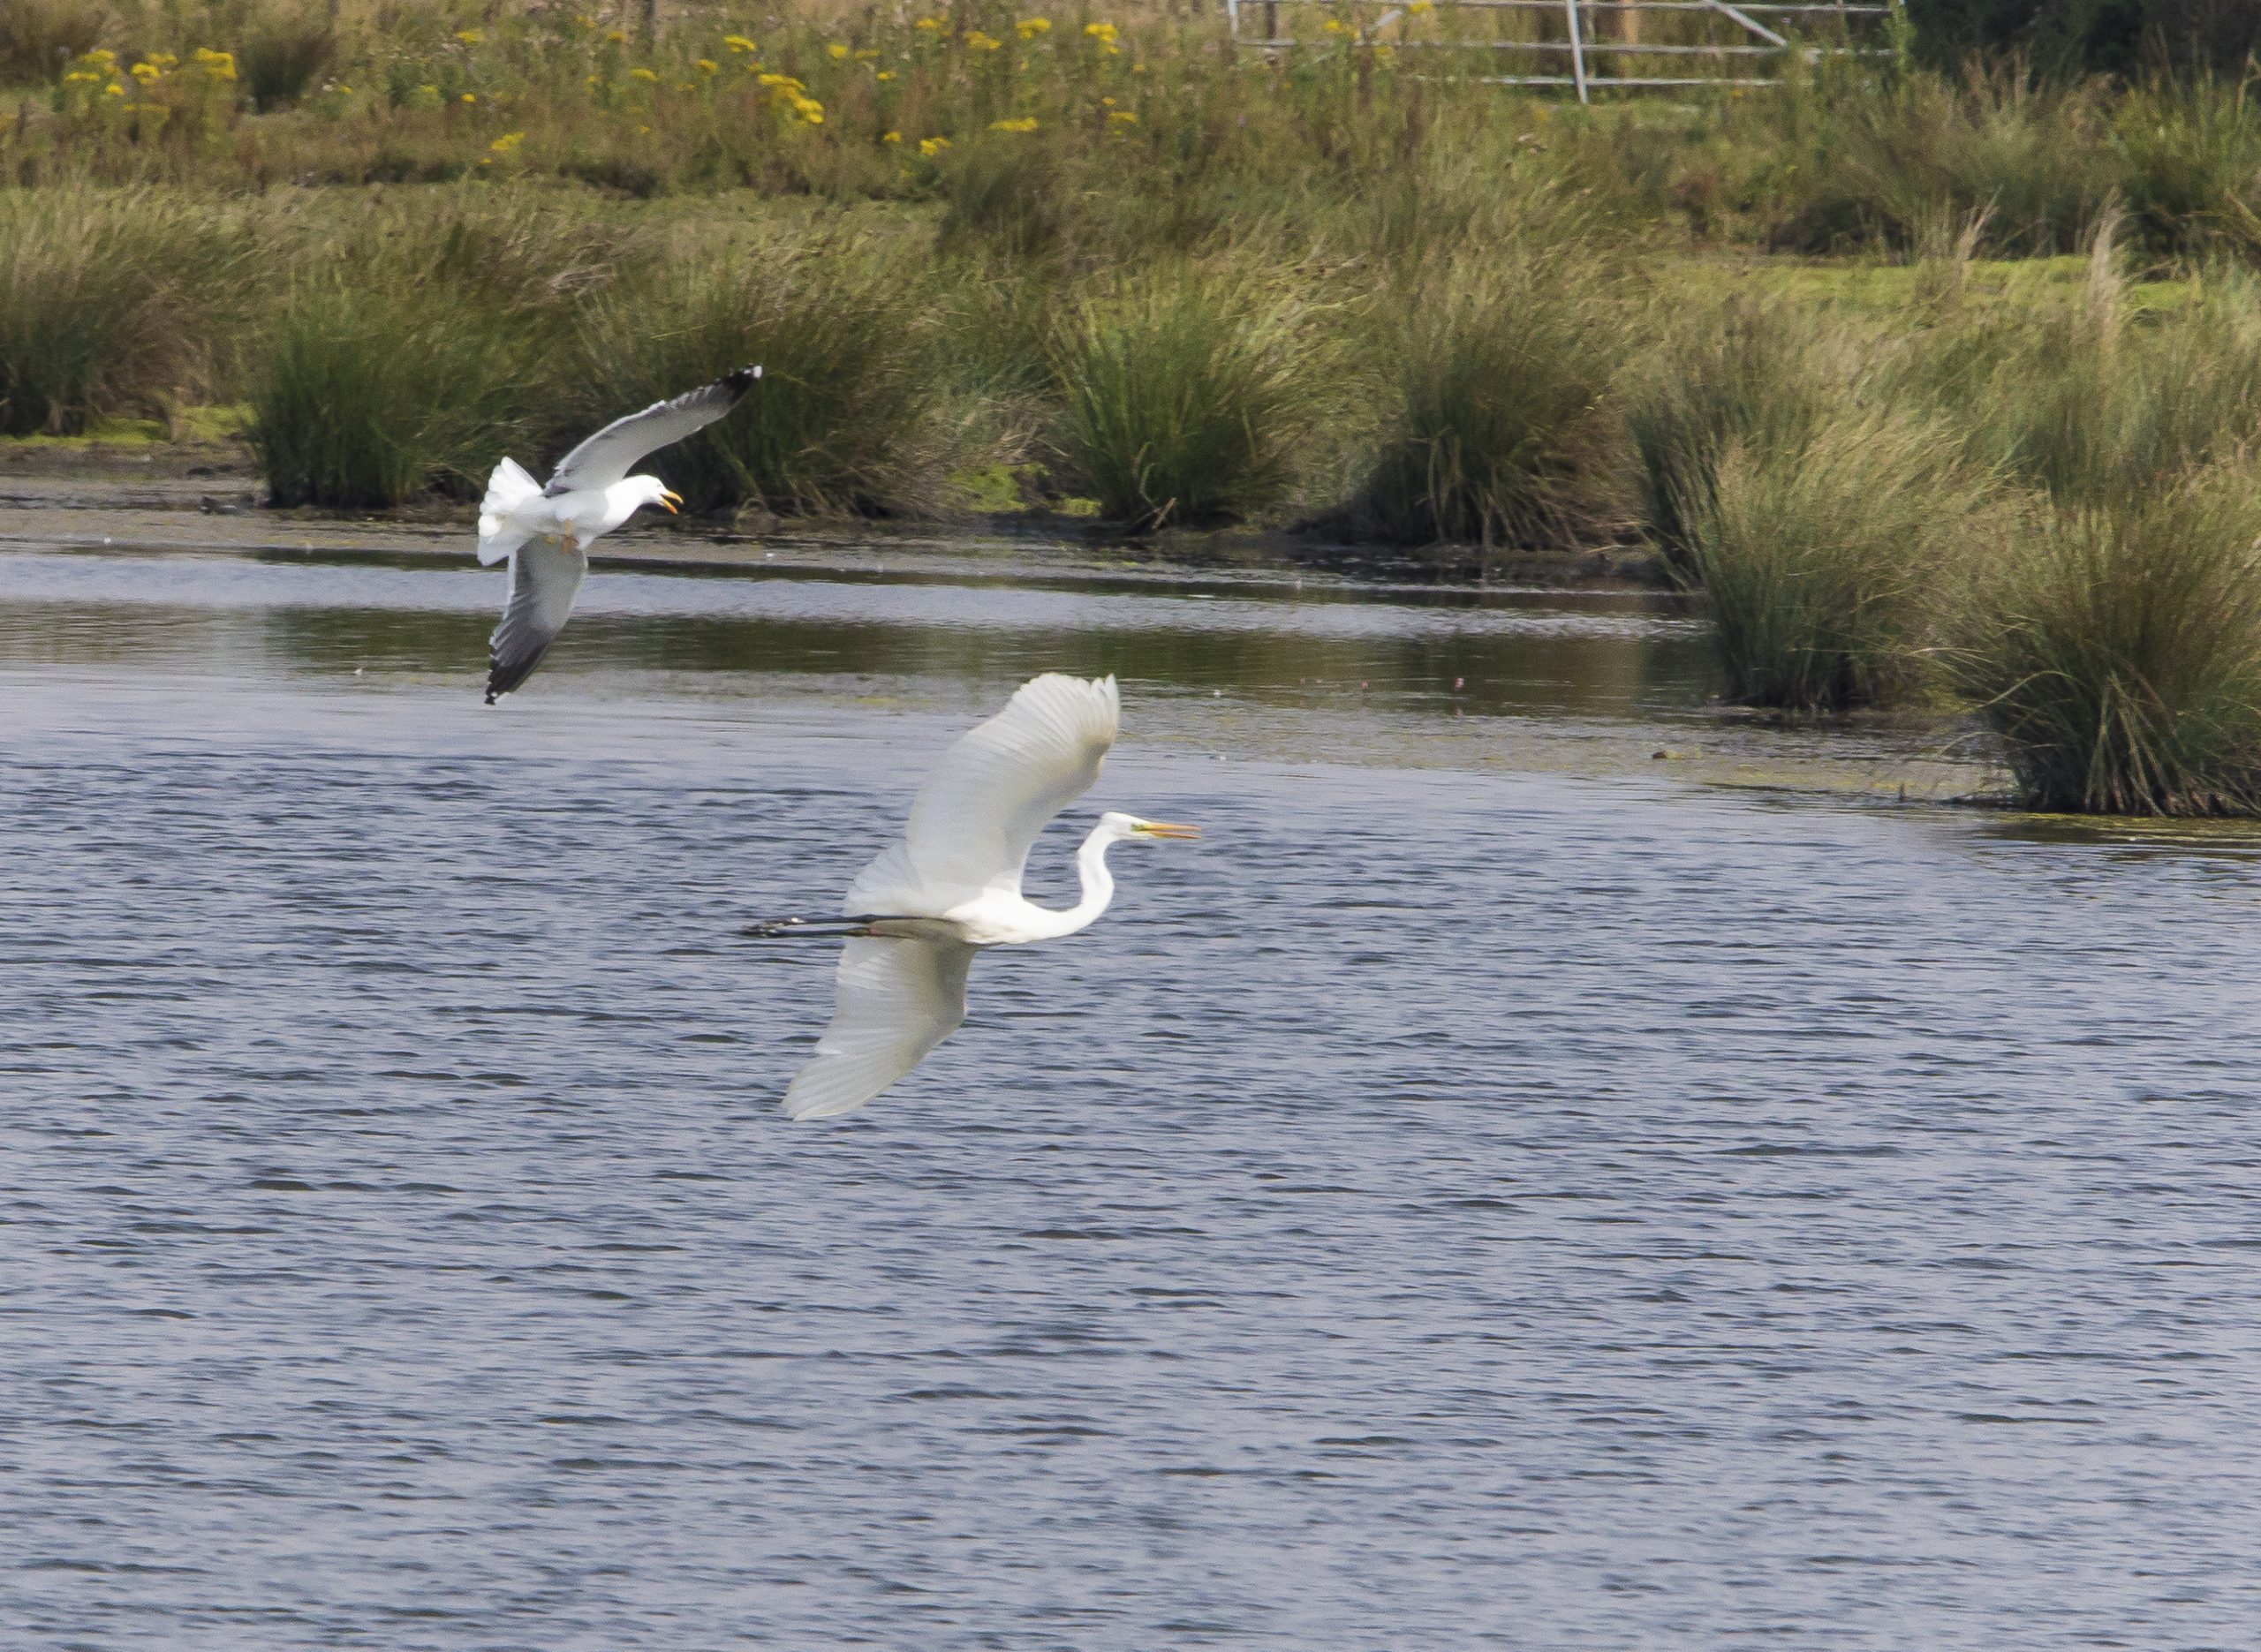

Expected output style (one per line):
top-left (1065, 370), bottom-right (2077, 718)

top-left (1563, 0), bottom-right (1589, 103)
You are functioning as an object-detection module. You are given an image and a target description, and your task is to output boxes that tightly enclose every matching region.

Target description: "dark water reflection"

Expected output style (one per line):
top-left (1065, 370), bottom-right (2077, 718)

top-left (0, 547), bottom-right (1709, 722)
top-left (4, 543), bottom-right (2260, 1650)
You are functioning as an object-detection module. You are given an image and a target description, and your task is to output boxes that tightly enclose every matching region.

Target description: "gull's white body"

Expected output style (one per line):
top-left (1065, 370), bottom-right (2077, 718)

top-left (477, 364), bottom-right (760, 703)
top-left (777, 674), bottom-right (1197, 1120)
top-left (476, 467), bottom-right (677, 569)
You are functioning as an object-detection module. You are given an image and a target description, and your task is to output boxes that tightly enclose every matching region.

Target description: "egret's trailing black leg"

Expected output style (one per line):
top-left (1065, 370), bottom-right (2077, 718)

top-left (743, 915), bottom-right (890, 940)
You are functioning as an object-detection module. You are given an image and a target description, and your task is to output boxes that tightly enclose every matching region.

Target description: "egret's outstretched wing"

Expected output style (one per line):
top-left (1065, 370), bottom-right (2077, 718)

top-left (846, 674), bottom-right (1120, 915)
top-left (543, 365), bottom-right (760, 497)
top-left (486, 541), bottom-right (586, 704)
top-left (783, 938), bottom-right (976, 1120)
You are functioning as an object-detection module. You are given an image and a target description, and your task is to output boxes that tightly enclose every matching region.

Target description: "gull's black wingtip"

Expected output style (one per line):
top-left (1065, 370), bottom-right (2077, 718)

top-left (723, 364), bottom-right (761, 397)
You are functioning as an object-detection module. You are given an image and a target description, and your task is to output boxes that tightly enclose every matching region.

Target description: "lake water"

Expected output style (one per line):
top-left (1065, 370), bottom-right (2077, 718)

top-left (5, 539), bottom-right (2260, 1650)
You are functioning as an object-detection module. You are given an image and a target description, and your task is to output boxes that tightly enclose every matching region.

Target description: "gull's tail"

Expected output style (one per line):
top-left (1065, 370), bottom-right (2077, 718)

top-left (478, 457), bottom-right (543, 566)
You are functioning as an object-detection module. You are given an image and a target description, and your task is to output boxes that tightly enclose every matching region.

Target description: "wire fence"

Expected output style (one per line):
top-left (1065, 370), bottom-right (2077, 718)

top-left (1222, 0), bottom-right (1904, 100)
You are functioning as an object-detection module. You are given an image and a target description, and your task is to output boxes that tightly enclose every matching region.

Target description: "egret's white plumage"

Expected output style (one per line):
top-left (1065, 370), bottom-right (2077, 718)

top-left (767, 674), bottom-right (1199, 1120)
top-left (477, 364), bottom-right (760, 703)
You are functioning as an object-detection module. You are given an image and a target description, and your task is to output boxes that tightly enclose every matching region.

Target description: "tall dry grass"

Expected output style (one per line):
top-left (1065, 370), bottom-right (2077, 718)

top-left (1683, 410), bottom-right (1991, 711)
top-left (1948, 471), bottom-right (2261, 815)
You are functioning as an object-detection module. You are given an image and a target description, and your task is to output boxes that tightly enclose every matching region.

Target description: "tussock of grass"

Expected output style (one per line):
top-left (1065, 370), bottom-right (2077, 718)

top-left (0, 0), bottom-right (105, 86)
top-left (0, 186), bottom-right (246, 436)
top-left (1352, 258), bottom-right (1622, 548)
top-left (586, 240), bottom-right (942, 516)
top-left (247, 280), bottom-right (541, 508)
top-left (239, 10), bottom-right (335, 109)
top-left (1049, 268), bottom-right (1308, 530)
top-left (1624, 301), bottom-right (1864, 567)
top-left (1685, 411), bottom-right (1987, 712)
top-left (1949, 472), bottom-right (2261, 815)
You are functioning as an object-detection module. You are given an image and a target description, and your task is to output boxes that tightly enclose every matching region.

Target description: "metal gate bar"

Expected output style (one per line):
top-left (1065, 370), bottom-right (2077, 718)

top-left (1226, 0), bottom-right (1902, 98)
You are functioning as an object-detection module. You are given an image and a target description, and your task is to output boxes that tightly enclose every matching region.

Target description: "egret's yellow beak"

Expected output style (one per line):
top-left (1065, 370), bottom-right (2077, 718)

top-left (659, 489), bottom-right (683, 514)
top-left (1138, 820), bottom-right (1201, 841)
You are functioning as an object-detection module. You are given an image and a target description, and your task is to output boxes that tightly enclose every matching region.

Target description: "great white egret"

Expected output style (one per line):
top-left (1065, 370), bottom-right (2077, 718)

top-left (751, 674), bottom-right (1199, 1120)
top-left (476, 364), bottom-right (761, 704)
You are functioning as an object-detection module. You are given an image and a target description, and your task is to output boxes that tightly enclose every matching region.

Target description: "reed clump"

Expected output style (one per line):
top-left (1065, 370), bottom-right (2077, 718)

top-left (1351, 258), bottom-right (1624, 548)
top-left (586, 239), bottom-right (945, 516)
top-left (1684, 410), bottom-right (1989, 712)
top-left (247, 280), bottom-right (542, 508)
top-left (1947, 472), bottom-right (2261, 815)
top-left (1624, 302), bottom-right (1865, 568)
top-left (1049, 266), bottom-right (1310, 530)
top-left (0, 185), bottom-right (246, 435)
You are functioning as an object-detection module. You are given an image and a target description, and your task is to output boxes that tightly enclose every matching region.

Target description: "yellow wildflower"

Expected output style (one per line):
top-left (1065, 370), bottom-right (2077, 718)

top-left (1100, 94), bottom-right (1115, 105)
top-left (990, 116), bottom-right (1037, 132)
top-left (1409, 0), bottom-right (1433, 11)
top-left (964, 30), bottom-right (1002, 50)
top-left (828, 42), bottom-right (850, 59)
top-left (1107, 108), bottom-right (1136, 124)
top-left (1084, 21), bottom-right (1117, 42)
top-left (62, 70), bottom-right (98, 84)
top-left (337, 84), bottom-right (352, 94)
top-left (1017, 17), bottom-right (1052, 36)
top-left (757, 72), bottom-right (804, 89)
top-left (488, 131), bottom-right (524, 154)
top-left (454, 29), bottom-right (484, 45)
top-left (792, 94), bottom-right (824, 123)
top-left (877, 69), bottom-right (897, 81)
top-left (627, 66), bottom-right (658, 82)
top-left (460, 91), bottom-right (476, 102)
top-left (919, 135), bottom-right (949, 156)
top-left (913, 16), bottom-right (943, 31)
top-left (147, 52), bottom-right (177, 68)
top-left (130, 62), bottom-right (161, 81)
top-left (696, 58), bottom-right (717, 73)
top-left (723, 34), bottom-right (756, 53)
top-left (882, 129), bottom-right (901, 142)
top-left (605, 28), bottom-right (627, 43)
top-left (1321, 18), bottom-right (1350, 34)
top-left (853, 48), bottom-right (879, 61)
top-left (84, 48), bottom-right (116, 64)
top-left (104, 81), bottom-right (125, 95)
top-left (586, 73), bottom-right (601, 86)
top-left (191, 47), bottom-right (237, 79)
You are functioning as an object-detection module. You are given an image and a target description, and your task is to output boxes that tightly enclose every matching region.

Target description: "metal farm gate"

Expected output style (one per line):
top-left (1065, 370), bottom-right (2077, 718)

top-left (1223, 1), bottom-right (1905, 101)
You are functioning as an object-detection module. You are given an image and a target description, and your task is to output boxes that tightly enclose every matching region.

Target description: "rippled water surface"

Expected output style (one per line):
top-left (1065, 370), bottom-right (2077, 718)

top-left (5, 543), bottom-right (2261, 1650)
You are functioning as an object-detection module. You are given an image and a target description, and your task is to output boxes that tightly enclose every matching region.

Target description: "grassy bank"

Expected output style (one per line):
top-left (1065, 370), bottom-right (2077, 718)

top-left (9, 2), bottom-right (2261, 813)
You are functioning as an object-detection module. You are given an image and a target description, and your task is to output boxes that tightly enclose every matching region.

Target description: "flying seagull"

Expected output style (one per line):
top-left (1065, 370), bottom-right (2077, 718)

top-left (475, 364), bottom-right (760, 704)
top-left (748, 674), bottom-right (1199, 1120)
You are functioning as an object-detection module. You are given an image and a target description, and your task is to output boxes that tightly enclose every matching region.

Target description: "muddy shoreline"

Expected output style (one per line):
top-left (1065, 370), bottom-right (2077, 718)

top-left (0, 440), bottom-right (1668, 596)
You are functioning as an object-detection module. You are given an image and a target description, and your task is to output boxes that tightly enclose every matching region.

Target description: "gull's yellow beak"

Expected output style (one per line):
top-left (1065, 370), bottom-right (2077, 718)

top-left (1138, 820), bottom-right (1201, 841)
top-left (659, 488), bottom-right (683, 515)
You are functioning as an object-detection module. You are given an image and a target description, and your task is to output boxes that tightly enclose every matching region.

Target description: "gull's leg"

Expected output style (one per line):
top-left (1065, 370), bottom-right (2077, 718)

top-left (562, 532), bottom-right (580, 555)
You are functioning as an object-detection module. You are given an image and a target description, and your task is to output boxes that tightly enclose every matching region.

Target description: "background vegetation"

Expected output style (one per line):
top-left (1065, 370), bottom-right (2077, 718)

top-left (8, 0), bottom-right (2261, 813)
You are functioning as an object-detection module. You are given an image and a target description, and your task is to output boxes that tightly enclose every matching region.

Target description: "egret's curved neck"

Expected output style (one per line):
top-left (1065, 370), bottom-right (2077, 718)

top-left (1025, 825), bottom-right (1122, 941)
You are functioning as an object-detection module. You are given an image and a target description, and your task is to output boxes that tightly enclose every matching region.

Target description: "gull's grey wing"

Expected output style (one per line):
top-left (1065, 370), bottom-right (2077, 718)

top-left (543, 364), bottom-right (760, 496)
top-left (781, 937), bottom-right (976, 1120)
top-left (485, 540), bottom-right (586, 704)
